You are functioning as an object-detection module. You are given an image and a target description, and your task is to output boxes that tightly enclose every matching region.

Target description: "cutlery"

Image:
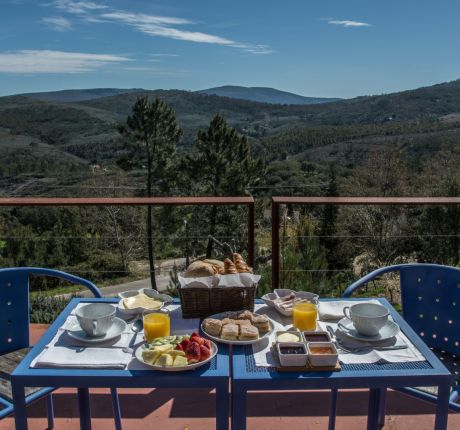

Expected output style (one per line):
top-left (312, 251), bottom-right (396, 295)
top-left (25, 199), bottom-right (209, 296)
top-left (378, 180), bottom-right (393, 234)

top-left (129, 318), bottom-right (143, 348)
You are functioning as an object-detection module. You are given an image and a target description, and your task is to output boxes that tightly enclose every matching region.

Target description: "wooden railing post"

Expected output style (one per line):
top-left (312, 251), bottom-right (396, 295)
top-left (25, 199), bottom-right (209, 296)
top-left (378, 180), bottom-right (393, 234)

top-left (271, 199), bottom-right (280, 291)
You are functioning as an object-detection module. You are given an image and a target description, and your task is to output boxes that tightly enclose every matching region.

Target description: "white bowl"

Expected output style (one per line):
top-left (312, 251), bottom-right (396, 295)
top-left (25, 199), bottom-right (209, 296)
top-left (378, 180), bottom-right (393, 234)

top-left (307, 342), bottom-right (338, 367)
top-left (276, 342), bottom-right (308, 367)
top-left (117, 289), bottom-right (173, 315)
top-left (261, 290), bottom-right (319, 316)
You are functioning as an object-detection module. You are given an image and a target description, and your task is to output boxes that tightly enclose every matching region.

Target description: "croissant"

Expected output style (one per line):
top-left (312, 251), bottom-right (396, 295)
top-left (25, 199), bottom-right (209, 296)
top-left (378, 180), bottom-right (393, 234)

top-left (233, 253), bottom-right (252, 273)
top-left (224, 258), bottom-right (238, 274)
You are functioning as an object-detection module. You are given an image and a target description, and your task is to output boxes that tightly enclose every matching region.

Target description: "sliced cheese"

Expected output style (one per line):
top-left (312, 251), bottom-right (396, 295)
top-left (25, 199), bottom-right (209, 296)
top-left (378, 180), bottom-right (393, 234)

top-left (123, 293), bottom-right (163, 310)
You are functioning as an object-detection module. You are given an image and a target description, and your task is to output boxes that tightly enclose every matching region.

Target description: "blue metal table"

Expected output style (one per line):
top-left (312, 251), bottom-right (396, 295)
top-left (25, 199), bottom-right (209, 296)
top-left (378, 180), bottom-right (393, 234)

top-left (11, 298), bottom-right (230, 430)
top-left (231, 298), bottom-right (452, 430)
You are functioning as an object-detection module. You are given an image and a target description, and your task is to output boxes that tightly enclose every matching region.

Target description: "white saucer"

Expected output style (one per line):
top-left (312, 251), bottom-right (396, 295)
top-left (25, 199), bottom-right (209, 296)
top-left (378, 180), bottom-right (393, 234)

top-left (66, 317), bottom-right (127, 343)
top-left (337, 317), bottom-right (400, 342)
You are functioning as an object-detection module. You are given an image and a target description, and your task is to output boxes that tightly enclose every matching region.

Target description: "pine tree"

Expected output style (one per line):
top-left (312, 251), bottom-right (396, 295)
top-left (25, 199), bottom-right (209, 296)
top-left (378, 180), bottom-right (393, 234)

top-left (188, 114), bottom-right (263, 258)
top-left (118, 96), bottom-right (182, 289)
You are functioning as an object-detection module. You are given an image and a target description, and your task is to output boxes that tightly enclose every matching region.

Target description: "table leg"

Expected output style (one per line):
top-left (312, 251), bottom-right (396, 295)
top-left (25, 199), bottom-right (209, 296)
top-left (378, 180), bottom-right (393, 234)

top-left (329, 389), bottom-right (338, 430)
top-left (11, 381), bottom-right (28, 430)
top-left (231, 384), bottom-right (246, 430)
top-left (434, 382), bottom-right (450, 430)
top-left (377, 388), bottom-right (386, 428)
top-left (367, 389), bottom-right (381, 430)
top-left (77, 388), bottom-right (92, 430)
top-left (216, 382), bottom-right (229, 430)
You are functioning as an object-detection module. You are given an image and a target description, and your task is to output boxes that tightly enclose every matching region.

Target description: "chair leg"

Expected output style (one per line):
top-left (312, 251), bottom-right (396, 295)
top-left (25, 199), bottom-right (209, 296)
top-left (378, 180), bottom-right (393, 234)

top-left (329, 389), bottom-right (338, 430)
top-left (46, 393), bottom-right (55, 429)
top-left (377, 388), bottom-right (386, 428)
top-left (110, 388), bottom-right (122, 430)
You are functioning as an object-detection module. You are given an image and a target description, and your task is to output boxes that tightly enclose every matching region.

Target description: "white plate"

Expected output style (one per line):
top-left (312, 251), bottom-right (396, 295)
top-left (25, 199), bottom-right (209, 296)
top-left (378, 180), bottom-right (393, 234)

top-left (66, 317), bottom-right (127, 343)
top-left (261, 290), bottom-right (319, 316)
top-left (134, 339), bottom-right (218, 371)
top-left (201, 311), bottom-right (274, 345)
top-left (336, 317), bottom-right (400, 342)
top-left (117, 289), bottom-right (173, 316)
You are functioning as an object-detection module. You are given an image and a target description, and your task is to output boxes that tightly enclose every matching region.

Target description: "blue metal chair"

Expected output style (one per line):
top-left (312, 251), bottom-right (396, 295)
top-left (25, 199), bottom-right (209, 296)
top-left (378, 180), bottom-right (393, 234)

top-left (336, 263), bottom-right (460, 427)
top-left (0, 267), bottom-right (122, 430)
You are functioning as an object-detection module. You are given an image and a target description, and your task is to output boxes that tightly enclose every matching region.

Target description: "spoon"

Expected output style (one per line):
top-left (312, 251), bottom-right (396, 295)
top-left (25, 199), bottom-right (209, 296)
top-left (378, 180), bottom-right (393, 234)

top-left (129, 318), bottom-right (143, 348)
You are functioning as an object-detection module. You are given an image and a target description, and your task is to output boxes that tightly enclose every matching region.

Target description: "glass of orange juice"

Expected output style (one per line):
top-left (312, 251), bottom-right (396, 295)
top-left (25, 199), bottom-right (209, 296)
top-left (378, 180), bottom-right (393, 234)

top-left (143, 309), bottom-right (170, 342)
top-left (292, 301), bottom-right (318, 331)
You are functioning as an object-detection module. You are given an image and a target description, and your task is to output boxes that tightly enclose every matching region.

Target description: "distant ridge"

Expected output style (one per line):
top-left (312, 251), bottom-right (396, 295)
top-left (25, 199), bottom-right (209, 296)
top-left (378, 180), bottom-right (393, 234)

top-left (197, 85), bottom-right (341, 105)
top-left (21, 88), bottom-right (143, 103)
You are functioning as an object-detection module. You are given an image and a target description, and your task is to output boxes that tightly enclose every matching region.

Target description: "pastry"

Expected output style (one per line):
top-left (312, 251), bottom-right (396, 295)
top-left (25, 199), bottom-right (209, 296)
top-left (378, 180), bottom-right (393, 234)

top-left (203, 318), bottom-right (222, 337)
top-left (237, 310), bottom-right (254, 321)
top-left (239, 325), bottom-right (259, 340)
top-left (221, 318), bottom-right (235, 326)
top-left (221, 323), bottom-right (239, 340)
top-left (184, 261), bottom-right (215, 278)
top-left (203, 259), bottom-right (225, 274)
top-left (224, 258), bottom-right (238, 274)
top-left (252, 315), bottom-right (270, 332)
top-left (233, 253), bottom-right (252, 273)
top-left (234, 319), bottom-right (251, 328)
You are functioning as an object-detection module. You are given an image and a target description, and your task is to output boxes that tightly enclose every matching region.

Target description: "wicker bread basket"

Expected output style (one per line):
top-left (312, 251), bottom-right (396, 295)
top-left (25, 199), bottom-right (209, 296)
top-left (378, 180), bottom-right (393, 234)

top-left (179, 284), bottom-right (256, 318)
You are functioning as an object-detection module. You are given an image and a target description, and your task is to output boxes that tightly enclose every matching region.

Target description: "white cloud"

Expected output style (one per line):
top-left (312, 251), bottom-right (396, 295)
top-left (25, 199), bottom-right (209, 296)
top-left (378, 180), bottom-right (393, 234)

top-left (328, 19), bottom-right (371, 27)
top-left (150, 54), bottom-right (180, 57)
top-left (100, 11), bottom-right (272, 54)
top-left (53, 0), bottom-right (107, 14)
top-left (0, 50), bottom-right (131, 73)
top-left (47, 2), bottom-right (272, 55)
top-left (41, 16), bottom-right (73, 31)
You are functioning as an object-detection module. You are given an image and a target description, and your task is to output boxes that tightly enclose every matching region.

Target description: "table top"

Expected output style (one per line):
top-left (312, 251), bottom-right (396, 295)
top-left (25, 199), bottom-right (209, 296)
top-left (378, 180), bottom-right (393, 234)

top-left (12, 298), bottom-right (229, 387)
top-left (232, 298), bottom-right (452, 389)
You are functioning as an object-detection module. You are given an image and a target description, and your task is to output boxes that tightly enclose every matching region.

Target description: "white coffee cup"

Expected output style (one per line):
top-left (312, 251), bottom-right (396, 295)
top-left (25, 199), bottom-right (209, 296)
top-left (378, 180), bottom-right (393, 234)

top-left (340, 303), bottom-right (389, 336)
top-left (76, 303), bottom-right (116, 337)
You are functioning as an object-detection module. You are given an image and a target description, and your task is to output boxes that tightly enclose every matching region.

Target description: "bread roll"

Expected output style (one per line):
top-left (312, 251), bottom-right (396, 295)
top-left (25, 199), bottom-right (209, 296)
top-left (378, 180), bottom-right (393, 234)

top-left (233, 253), bottom-right (252, 273)
top-left (203, 259), bottom-right (225, 274)
top-left (224, 258), bottom-right (238, 274)
top-left (184, 261), bottom-right (215, 278)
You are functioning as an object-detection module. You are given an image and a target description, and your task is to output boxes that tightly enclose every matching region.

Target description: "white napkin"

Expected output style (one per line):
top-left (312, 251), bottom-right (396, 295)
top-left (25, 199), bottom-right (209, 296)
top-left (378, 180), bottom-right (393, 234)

top-left (166, 304), bottom-right (200, 334)
top-left (317, 320), bottom-right (425, 364)
top-left (318, 299), bottom-right (380, 321)
top-left (251, 304), bottom-right (292, 367)
top-left (32, 346), bottom-right (131, 369)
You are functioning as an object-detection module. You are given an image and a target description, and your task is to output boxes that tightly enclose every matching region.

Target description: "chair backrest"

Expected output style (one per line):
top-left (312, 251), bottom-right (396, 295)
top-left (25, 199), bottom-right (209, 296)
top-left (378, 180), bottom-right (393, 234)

top-left (399, 264), bottom-right (460, 357)
top-left (0, 267), bottom-right (101, 355)
top-left (0, 269), bottom-right (30, 354)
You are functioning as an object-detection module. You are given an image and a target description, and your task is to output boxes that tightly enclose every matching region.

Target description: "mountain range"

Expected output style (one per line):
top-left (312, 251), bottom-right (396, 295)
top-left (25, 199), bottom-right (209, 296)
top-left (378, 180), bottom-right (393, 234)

top-left (18, 86), bottom-right (339, 106)
top-left (196, 86), bottom-right (341, 105)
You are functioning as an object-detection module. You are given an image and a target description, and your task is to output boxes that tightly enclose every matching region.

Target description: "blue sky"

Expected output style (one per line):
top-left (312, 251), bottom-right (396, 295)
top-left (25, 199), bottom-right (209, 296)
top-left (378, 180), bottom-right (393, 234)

top-left (0, 0), bottom-right (459, 98)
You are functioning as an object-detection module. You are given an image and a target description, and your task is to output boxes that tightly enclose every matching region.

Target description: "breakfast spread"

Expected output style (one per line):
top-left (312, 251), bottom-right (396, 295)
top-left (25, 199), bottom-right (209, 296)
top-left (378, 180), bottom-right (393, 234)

top-left (122, 293), bottom-right (163, 310)
top-left (203, 311), bottom-right (271, 341)
top-left (141, 333), bottom-right (212, 367)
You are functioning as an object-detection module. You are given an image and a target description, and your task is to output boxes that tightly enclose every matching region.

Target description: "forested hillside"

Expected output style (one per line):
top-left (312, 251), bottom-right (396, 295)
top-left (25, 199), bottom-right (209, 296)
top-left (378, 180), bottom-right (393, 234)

top-left (1, 79), bottom-right (460, 297)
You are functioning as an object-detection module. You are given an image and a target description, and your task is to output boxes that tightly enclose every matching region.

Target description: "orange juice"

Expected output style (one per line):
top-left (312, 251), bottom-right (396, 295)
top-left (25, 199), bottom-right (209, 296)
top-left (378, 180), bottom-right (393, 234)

top-left (143, 312), bottom-right (170, 342)
top-left (292, 302), bottom-right (317, 331)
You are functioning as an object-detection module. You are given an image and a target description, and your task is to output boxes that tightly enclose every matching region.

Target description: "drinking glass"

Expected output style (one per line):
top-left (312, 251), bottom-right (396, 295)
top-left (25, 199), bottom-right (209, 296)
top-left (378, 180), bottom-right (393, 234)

top-left (292, 300), bottom-right (318, 331)
top-left (143, 309), bottom-right (170, 342)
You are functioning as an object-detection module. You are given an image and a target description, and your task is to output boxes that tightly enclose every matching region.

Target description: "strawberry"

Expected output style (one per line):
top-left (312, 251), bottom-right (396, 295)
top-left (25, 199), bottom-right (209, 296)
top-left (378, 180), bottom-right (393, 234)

top-left (191, 335), bottom-right (205, 346)
top-left (180, 338), bottom-right (191, 351)
top-left (186, 341), bottom-right (201, 364)
top-left (176, 343), bottom-right (184, 351)
top-left (203, 338), bottom-right (211, 349)
top-left (190, 332), bottom-right (200, 339)
top-left (199, 344), bottom-right (211, 361)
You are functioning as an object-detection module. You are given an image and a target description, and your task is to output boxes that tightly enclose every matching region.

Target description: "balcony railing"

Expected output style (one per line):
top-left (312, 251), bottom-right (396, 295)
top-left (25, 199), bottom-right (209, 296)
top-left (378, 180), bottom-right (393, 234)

top-left (271, 196), bottom-right (460, 290)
